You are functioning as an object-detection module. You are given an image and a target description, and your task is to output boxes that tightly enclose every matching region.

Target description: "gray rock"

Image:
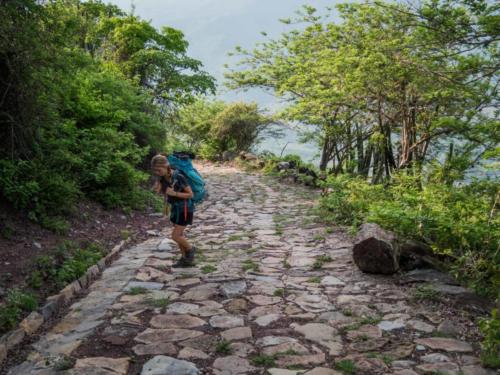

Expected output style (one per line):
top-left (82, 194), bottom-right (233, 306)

top-left (421, 353), bottom-right (451, 363)
top-left (352, 223), bottom-right (399, 274)
top-left (220, 280), bottom-right (247, 298)
top-left (378, 320), bottom-right (405, 331)
top-left (437, 320), bottom-right (460, 337)
top-left (415, 338), bottom-right (473, 353)
top-left (141, 356), bottom-right (199, 375)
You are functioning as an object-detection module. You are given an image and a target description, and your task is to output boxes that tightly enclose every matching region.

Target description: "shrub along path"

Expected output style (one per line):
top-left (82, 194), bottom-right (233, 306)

top-left (6, 163), bottom-right (494, 374)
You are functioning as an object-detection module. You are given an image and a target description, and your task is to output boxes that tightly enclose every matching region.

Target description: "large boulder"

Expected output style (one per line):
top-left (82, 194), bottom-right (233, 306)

top-left (353, 223), bottom-right (400, 274)
top-left (222, 151), bottom-right (238, 161)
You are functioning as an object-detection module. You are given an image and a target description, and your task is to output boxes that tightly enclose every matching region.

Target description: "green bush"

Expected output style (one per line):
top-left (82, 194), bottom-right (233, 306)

top-left (479, 309), bottom-right (500, 368)
top-left (319, 174), bottom-right (499, 297)
top-left (32, 241), bottom-right (105, 289)
top-left (0, 289), bottom-right (38, 333)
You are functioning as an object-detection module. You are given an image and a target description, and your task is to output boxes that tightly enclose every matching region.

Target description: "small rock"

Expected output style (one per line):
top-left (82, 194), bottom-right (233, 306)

top-left (304, 368), bottom-right (343, 375)
top-left (415, 338), bottom-right (473, 353)
top-left (166, 302), bottom-right (200, 314)
top-left (180, 334), bottom-right (219, 353)
top-left (276, 353), bottom-right (326, 367)
top-left (178, 347), bottom-right (209, 360)
top-left (33, 242), bottom-right (42, 249)
top-left (416, 362), bottom-right (460, 375)
top-left (225, 298), bottom-right (248, 313)
top-left (346, 324), bottom-right (382, 341)
top-left (406, 319), bottom-right (435, 333)
top-left (392, 360), bottom-right (417, 369)
top-left (255, 314), bottom-right (281, 327)
top-left (256, 336), bottom-right (297, 347)
top-left (221, 281), bottom-right (247, 298)
top-left (378, 320), bottom-right (405, 331)
top-left (461, 365), bottom-right (497, 375)
top-left (263, 342), bottom-right (309, 356)
top-left (133, 343), bottom-right (177, 356)
top-left (421, 353), bottom-right (451, 363)
top-left (209, 315), bottom-right (244, 329)
top-left (135, 328), bottom-right (203, 344)
top-left (247, 295), bottom-right (282, 306)
top-left (437, 320), bottom-right (460, 337)
top-left (150, 314), bottom-right (206, 329)
top-left (220, 327), bottom-right (252, 341)
top-left (213, 355), bottom-right (256, 374)
top-left (268, 369), bottom-right (300, 375)
top-left (20, 312), bottom-right (44, 335)
top-left (141, 355), bottom-right (199, 375)
top-left (321, 276), bottom-right (345, 287)
top-left (74, 357), bottom-right (129, 374)
top-left (393, 370), bottom-right (419, 375)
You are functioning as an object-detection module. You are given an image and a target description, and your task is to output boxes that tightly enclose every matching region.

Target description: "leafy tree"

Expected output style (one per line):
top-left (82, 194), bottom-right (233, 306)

top-left (225, 0), bottom-right (499, 180)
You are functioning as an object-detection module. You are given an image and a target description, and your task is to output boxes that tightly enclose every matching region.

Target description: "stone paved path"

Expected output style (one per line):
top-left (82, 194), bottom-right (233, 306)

top-left (8, 164), bottom-right (495, 375)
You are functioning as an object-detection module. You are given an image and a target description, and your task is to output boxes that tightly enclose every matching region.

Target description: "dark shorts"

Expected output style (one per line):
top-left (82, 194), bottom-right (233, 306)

top-left (170, 205), bottom-right (194, 226)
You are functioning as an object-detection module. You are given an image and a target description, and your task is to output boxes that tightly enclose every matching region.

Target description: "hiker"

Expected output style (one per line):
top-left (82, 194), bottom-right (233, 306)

top-left (151, 154), bottom-right (197, 267)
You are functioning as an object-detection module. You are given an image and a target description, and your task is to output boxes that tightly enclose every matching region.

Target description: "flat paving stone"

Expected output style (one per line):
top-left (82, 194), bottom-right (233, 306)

top-left (209, 315), bottom-right (244, 328)
top-left (150, 314), bottom-right (206, 329)
top-left (141, 355), bottom-right (199, 375)
top-left (135, 328), bottom-right (203, 344)
top-left (415, 338), bottom-right (473, 353)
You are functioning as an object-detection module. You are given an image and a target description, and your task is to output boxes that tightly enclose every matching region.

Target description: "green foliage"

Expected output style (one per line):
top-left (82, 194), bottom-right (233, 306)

top-left (127, 287), bottom-right (150, 295)
top-left (0, 0), bottom-right (215, 228)
top-left (146, 297), bottom-right (170, 310)
top-left (320, 174), bottom-right (499, 297)
top-left (201, 265), bottom-right (217, 274)
top-left (0, 289), bottom-right (38, 333)
top-left (241, 259), bottom-right (260, 272)
top-left (250, 354), bottom-right (276, 367)
top-left (174, 99), bottom-right (272, 161)
top-left (479, 309), bottom-right (500, 368)
top-left (312, 254), bottom-right (333, 269)
top-left (413, 284), bottom-right (442, 302)
top-left (31, 241), bottom-right (105, 289)
top-left (215, 339), bottom-right (232, 354)
top-left (226, 0), bottom-right (499, 175)
top-left (335, 359), bottom-right (356, 374)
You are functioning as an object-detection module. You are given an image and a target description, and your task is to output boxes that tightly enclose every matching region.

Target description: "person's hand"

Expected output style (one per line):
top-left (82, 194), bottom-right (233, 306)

top-left (166, 187), bottom-right (176, 196)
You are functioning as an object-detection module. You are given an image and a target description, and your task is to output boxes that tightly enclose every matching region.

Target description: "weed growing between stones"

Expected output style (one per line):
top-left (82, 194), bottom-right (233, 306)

top-left (241, 259), bottom-right (259, 272)
top-left (307, 276), bottom-right (321, 283)
top-left (413, 284), bottom-right (441, 302)
top-left (273, 288), bottom-right (284, 297)
top-left (215, 339), bottom-right (232, 354)
top-left (312, 254), bottom-right (332, 270)
top-left (335, 359), bottom-right (356, 374)
top-left (145, 297), bottom-right (170, 310)
top-left (201, 265), bottom-right (217, 274)
top-left (250, 354), bottom-right (276, 367)
top-left (126, 287), bottom-right (149, 295)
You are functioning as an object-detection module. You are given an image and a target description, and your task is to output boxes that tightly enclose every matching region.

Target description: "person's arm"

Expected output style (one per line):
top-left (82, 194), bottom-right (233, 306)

top-left (166, 186), bottom-right (193, 199)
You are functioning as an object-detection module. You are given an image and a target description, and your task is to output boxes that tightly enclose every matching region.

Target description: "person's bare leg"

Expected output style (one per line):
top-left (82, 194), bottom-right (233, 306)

top-left (172, 226), bottom-right (189, 258)
top-left (173, 225), bottom-right (192, 253)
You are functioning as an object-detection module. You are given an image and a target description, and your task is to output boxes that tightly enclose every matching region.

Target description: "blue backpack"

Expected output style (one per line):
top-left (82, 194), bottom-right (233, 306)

top-left (167, 153), bottom-right (206, 205)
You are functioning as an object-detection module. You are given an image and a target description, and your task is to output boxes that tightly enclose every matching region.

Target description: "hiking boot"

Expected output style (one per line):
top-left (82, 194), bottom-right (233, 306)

top-left (186, 246), bottom-right (197, 262)
top-left (172, 257), bottom-right (190, 268)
